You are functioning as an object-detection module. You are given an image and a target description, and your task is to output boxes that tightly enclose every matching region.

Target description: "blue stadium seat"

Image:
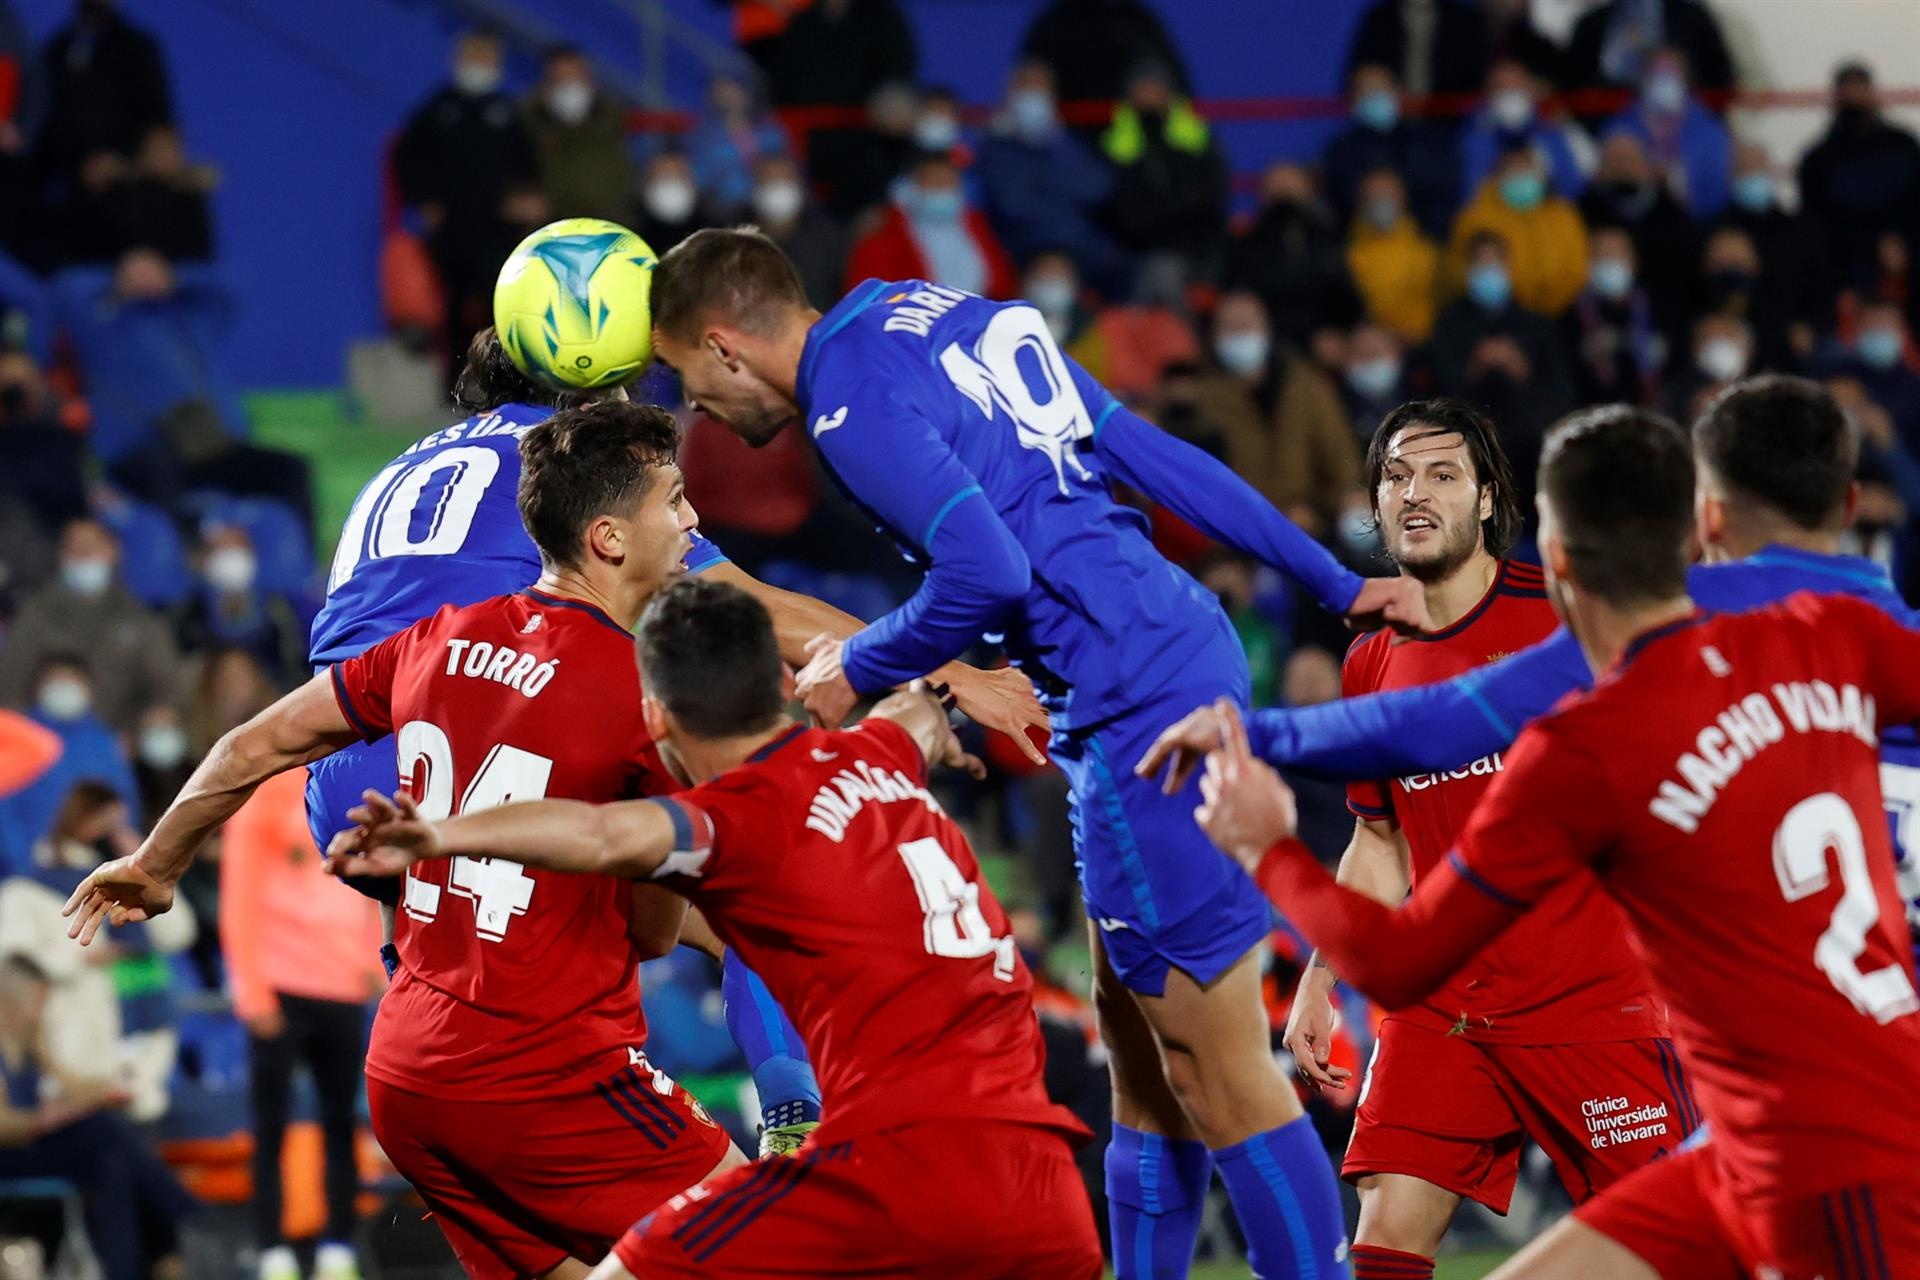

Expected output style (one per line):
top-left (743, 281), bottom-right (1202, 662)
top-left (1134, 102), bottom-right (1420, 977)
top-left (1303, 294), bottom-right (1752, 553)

top-left (183, 491), bottom-right (318, 594)
top-left (96, 498), bottom-right (194, 608)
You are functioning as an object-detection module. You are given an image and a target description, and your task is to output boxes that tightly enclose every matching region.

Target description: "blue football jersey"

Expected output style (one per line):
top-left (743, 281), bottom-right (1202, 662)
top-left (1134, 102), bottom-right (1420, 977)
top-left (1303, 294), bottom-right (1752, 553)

top-left (309, 402), bottom-right (724, 666)
top-left (797, 280), bottom-right (1364, 730)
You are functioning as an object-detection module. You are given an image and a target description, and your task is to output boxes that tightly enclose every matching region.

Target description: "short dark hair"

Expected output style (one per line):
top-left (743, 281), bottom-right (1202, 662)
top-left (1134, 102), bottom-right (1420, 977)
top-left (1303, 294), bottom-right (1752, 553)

top-left (1691, 376), bottom-right (1856, 532)
top-left (517, 400), bottom-right (682, 570)
top-left (1540, 406), bottom-right (1695, 606)
top-left (452, 327), bottom-right (600, 416)
top-left (1366, 398), bottom-right (1521, 558)
top-left (637, 579), bottom-right (786, 739)
top-left (652, 227), bottom-right (810, 342)
top-left (34, 651), bottom-right (91, 684)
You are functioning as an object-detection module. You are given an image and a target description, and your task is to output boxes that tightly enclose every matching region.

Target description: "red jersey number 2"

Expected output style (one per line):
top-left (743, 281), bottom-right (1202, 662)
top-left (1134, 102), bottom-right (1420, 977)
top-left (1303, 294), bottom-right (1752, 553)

top-left (395, 718), bottom-right (553, 942)
top-left (1773, 792), bottom-right (1918, 1024)
top-left (897, 837), bottom-right (1016, 981)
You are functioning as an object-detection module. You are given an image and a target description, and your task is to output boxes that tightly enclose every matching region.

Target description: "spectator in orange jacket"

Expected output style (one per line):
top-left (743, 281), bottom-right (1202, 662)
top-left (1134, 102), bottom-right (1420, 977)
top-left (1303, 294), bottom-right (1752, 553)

top-left (219, 768), bottom-right (383, 1280)
top-left (844, 149), bottom-right (1017, 299)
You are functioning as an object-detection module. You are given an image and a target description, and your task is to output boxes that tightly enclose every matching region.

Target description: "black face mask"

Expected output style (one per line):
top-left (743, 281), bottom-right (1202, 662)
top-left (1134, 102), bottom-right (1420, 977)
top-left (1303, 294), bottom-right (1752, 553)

top-left (1836, 104), bottom-right (1876, 132)
top-left (1159, 402), bottom-right (1202, 433)
top-left (1708, 268), bottom-right (1756, 299)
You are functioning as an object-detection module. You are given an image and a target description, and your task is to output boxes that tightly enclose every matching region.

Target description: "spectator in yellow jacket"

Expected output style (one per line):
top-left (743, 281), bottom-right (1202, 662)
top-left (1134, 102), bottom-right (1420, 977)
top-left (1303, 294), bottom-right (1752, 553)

top-left (1447, 144), bottom-right (1589, 317)
top-left (1347, 167), bottom-right (1439, 344)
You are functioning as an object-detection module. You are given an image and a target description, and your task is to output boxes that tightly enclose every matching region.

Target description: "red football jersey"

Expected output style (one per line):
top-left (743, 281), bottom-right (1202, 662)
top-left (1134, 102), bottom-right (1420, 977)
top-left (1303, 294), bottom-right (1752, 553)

top-left (658, 719), bottom-right (1087, 1144)
top-left (1455, 593), bottom-right (1920, 1201)
top-left (332, 588), bottom-right (673, 1102)
top-left (1343, 560), bottom-right (1664, 1044)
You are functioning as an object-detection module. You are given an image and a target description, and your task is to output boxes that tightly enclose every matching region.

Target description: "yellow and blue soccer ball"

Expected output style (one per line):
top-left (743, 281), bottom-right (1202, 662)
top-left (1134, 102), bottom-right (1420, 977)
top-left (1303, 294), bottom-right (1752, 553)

top-left (492, 217), bottom-right (657, 390)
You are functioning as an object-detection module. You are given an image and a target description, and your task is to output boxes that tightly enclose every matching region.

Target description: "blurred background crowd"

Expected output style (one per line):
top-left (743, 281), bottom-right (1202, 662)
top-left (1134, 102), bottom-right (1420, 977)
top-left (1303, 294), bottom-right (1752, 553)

top-left (0, 0), bottom-right (1917, 1275)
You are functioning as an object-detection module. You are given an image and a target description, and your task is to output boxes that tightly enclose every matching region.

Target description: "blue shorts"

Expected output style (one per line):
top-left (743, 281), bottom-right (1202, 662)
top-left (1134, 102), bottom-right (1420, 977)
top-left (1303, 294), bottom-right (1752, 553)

top-left (306, 737), bottom-right (401, 906)
top-left (1052, 689), bottom-right (1272, 997)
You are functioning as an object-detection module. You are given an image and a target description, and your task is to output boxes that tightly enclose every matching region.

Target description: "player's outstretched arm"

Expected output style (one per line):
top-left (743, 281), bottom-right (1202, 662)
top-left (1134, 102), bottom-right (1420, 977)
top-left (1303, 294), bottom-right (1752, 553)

top-left (705, 560), bottom-right (1049, 764)
top-left (1194, 702), bottom-right (1527, 1009)
top-left (64, 673), bottom-right (358, 945)
top-left (1138, 626), bottom-right (1592, 789)
top-left (1090, 401), bottom-right (1427, 632)
top-left (324, 790), bottom-right (679, 883)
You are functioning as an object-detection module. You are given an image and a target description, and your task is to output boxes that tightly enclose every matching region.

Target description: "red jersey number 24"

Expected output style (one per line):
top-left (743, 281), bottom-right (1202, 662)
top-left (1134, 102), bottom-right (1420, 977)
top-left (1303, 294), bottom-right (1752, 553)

top-left (395, 719), bottom-right (553, 942)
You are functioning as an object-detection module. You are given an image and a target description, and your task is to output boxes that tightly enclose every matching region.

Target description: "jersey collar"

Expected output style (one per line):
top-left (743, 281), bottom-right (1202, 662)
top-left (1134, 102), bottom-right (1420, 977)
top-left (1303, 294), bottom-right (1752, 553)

top-left (1411, 558), bottom-right (1514, 643)
top-left (1744, 543), bottom-right (1895, 592)
top-left (521, 588), bottom-right (631, 638)
top-left (795, 277), bottom-right (894, 409)
top-left (748, 724), bottom-right (809, 763)
top-left (1618, 608), bottom-right (1712, 666)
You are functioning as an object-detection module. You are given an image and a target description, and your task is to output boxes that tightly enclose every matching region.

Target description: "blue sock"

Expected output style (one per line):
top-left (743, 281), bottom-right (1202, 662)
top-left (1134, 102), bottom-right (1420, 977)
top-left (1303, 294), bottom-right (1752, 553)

top-left (720, 949), bottom-right (821, 1127)
top-left (1213, 1116), bottom-right (1350, 1280)
top-left (1105, 1123), bottom-right (1214, 1280)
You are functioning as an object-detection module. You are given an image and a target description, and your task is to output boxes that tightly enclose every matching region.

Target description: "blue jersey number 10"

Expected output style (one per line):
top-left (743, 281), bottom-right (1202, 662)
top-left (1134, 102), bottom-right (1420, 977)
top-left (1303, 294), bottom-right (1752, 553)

top-left (328, 445), bottom-right (503, 593)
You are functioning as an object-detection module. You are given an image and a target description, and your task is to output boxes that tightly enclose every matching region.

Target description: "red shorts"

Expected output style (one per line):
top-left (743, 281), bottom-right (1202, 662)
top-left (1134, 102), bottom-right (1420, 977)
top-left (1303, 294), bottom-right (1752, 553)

top-left (1342, 1019), bottom-right (1699, 1213)
top-left (367, 1058), bottom-right (733, 1280)
top-left (1579, 1143), bottom-right (1920, 1279)
top-left (613, 1120), bottom-right (1102, 1279)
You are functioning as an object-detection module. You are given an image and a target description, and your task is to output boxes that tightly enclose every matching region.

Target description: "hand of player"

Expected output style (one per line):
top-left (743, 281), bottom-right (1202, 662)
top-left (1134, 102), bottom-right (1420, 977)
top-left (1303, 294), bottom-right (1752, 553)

top-left (244, 1008), bottom-right (288, 1040)
top-left (323, 790), bottom-right (443, 878)
top-left (1135, 702), bottom-right (1227, 795)
top-left (1195, 701), bottom-right (1298, 873)
top-left (942, 663), bottom-right (1050, 766)
top-left (795, 634), bottom-right (860, 729)
top-left (1282, 967), bottom-right (1353, 1092)
top-left (62, 852), bottom-right (175, 946)
top-left (923, 698), bottom-right (989, 782)
top-left (1345, 575), bottom-right (1430, 636)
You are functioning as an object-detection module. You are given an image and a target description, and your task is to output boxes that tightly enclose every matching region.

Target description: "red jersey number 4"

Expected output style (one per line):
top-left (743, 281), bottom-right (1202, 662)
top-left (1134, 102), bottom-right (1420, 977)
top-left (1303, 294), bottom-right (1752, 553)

top-left (898, 836), bottom-right (1017, 981)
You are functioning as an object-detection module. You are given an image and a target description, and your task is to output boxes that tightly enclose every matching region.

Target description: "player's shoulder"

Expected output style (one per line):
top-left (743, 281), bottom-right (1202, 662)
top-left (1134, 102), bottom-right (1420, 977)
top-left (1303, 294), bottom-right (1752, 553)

top-left (811, 278), bottom-right (992, 377)
top-left (1496, 559), bottom-right (1548, 597)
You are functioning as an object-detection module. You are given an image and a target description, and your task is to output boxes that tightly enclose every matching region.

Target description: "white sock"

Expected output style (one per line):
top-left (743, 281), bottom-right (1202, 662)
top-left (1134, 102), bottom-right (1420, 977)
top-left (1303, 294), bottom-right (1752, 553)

top-left (316, 1243), bottom-right (356, 1271)
top-left (258, 1245), bottom-right (298, 1278)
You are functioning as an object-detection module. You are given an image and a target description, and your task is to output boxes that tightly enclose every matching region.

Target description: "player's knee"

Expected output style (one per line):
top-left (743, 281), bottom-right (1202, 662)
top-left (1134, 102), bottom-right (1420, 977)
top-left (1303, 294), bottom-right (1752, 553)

top-left (1356, 1176), bottom-right (1456, 1257)
top-left (1159, 1042), bottom-right (1299, 1145)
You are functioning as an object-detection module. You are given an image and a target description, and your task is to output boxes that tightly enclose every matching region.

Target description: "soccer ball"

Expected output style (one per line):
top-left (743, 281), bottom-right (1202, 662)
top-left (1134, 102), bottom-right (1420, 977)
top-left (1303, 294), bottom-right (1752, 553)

top-left (492, 217), bottom-right (657, 390)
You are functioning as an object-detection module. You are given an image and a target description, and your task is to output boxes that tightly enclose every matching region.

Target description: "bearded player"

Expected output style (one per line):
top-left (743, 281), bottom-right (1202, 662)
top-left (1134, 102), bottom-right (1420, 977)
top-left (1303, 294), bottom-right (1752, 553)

top-left (647, 227), bottom-right (1433, 1279)
top-left (1292, 400), bottom-right (1688, 1280)
top-left (1198, 406), bottom-right (1920, 1279)
top-left (323, 578), bottom-right (1103, 1279)
top-left (70, 403), bottom-right (751, 1280)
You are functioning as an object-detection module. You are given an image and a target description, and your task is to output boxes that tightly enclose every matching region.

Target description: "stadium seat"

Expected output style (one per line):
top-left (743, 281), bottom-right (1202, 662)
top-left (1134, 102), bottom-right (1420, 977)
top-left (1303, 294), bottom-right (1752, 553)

top-left (95, 496), bottom-right (194, 608)
top-left (0, 1178), bottom-right (99, 1278)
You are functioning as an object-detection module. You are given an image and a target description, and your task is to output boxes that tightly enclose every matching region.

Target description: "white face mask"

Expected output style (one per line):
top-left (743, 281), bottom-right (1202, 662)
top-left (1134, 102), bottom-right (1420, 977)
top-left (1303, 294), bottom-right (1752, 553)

top-left (139, 724), bottom-right (188, 769)
top-left (546, 80), bottom-right (594, 125)
top-left (645, 179), bottom-right (697, 223)
top-left (752, 180), bottom-right (804, 225)
top-left (1490, 88), bottom-right (1534, 131)
top-left (1697, 337), bottom-right (1748, 382)
top-left (205, 546), bottom-right (257, 594)
top-left (914, 114), bottom-right (960, 151)
top-left (61, 557), bottom-right (112, 597)
top-left (1025, 276), bottom-right (1076, 317)
top-left (453, 61), bottom-right (501, 97)
top-left (1215, 331), bottom-right (1271, 377)
top-left (37, 678), bottom-right (91, 723)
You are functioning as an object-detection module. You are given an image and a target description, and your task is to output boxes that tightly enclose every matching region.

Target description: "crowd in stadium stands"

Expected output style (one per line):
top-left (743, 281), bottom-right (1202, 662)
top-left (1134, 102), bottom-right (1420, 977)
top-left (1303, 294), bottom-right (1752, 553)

top-left (0, 0), bottom-right (1918, 1272)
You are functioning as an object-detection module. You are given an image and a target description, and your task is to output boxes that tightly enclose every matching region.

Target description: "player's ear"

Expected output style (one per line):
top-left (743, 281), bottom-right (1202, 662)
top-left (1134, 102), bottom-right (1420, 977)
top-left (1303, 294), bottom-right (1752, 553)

top-left (705, 328), bottom-right (738, 371)
top-left (1844, 479), bottom-right (1861, 528)
top-left (779, 663), bottom-right (796, 703)
top-left (587, 514), bottom-right (624, 566)
top-left (641, 694), bottom-right (670, 742)
top-left (1477, 481), bottom-right (1494, 523)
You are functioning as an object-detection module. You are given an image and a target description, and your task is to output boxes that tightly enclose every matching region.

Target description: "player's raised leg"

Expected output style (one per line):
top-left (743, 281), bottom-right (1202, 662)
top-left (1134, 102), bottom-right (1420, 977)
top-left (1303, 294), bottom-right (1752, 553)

top-left (719, 949), bottom-right (822, 1153)
top-left (1349, 1175), bottom-right (1459, 1280)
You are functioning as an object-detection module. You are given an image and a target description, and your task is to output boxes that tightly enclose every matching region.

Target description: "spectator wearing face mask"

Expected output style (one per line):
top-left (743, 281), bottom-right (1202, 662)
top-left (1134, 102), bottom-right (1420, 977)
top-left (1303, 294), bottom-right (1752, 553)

top-left (749, 154), bottom-right (848, 310)
top-left (911, 86), bottom-right (969, 163)
top-left (1100, 62), bottom-right (1230, 293)
top-left (1447, 144), bottom-right (1588, 318)
top-left (1666, 311), bottom-right (1753, 423)
top-left (1321, 63), bottom-right (1460, 240)
top-left (393, 30), bottom-right (538, 358)
top-left (1826, 300), bottom-right (1920, 446)
top-left (1715, 142), bottom-right (1833, 366)
top-left (1565, 0), bottom-right (1734, 102)
top-left (1601, 46), bottom-right (1730, 221)
top-left (1022, 251), bottom-right (1094, 350)
top-left (1580, 130), bottom-right (1699, 339)
top-left (1798, 61), bottom-right (1920, 294)
top-left (1225, 163), bottom-right (1363, 350)
top-left (844, 149), bottom-right (1016, 298)
top-left (522, 45), bottom-right (632, 225)
top-left (0, 657), bottom-right (139, 866)
top-left (975, 62), bottom-right (1130, 300)
top-left (811, 78), bottom-right (920, 220)
top-left (1339, 323), bottom-right (1415, 446)
top-left (1346, 167), bottom-right (1439, 345)
top-left (1460, 59), bottom-right (1592, 204)
top-left (1431, 230), bottom-right (1576, 500)
top-left (178, 524), bottom-right (307, 686)
top-left (1191, 291), bottom-right (1361, 534)
top-left (132, 704), bottom-right (189, 827)
top-left (632, 150), bottom-right (710, 254)
top-left (1563, 224), bottom-right (1664, 406)
top-left (1696, 224), bottom-right (1805, 373)
top-left (686, 74), bottom-right (789, 218)
top-left (0, 518), bottom-right (180, 734)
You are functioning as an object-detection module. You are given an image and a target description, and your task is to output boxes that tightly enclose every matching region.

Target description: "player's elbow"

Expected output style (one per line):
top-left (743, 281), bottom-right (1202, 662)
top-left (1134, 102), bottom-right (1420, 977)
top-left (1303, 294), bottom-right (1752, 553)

top-left (972, 539), bottom-right (1031, 609)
